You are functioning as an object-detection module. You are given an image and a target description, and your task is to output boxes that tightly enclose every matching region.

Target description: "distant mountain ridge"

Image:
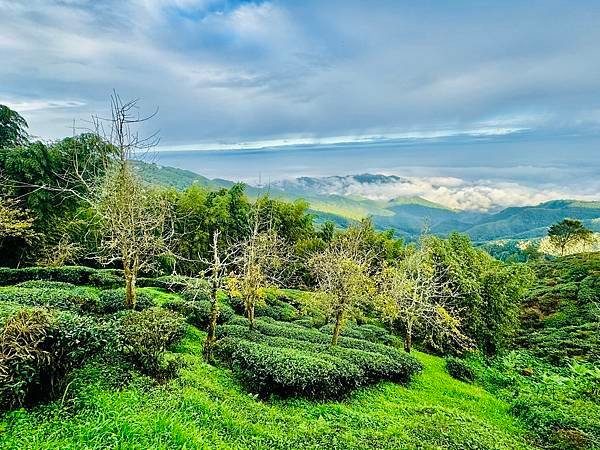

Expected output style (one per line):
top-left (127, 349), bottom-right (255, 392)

top-left (134, 161), bottom-right (600, 242)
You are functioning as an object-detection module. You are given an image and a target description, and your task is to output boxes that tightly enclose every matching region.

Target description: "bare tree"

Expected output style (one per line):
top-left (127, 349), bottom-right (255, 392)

top-left (228, 205), bottom-right (287, 330)
top-left (90, 93), bottom-right (170, 308)
top-left (375, 245), bottom-right (468, 353)
top-left (199, 229), bottom-right (237, 360)
top-left (309, 221), bottom-right (376, 345)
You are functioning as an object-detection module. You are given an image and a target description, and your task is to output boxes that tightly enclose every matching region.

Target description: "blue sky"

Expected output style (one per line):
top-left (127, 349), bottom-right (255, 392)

top-left (1, 0), bottom-right (599, 209)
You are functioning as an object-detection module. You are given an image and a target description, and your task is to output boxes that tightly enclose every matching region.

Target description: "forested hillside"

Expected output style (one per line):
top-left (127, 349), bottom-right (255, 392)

top-left (134, 162), bottom-right (600, 242)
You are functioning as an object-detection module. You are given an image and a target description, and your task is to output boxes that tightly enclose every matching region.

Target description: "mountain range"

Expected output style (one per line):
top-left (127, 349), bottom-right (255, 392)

top-left (135, 161), bottom-right (600, 242)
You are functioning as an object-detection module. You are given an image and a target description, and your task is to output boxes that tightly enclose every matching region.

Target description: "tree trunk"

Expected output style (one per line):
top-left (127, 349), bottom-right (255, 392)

top-left (125, 272), bottom-right (137, 309)
top-left (203, 284), bottom-right (219, 361)
top-left (331, 310), bottom-right (344, 346)
top-left (404, 321), bottom-right (413, 353)
top-left (248, 303), bottom-right (255, 330)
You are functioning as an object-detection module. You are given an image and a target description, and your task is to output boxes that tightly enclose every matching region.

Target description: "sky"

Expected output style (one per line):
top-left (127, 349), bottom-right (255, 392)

top-left (1, 0), bottom-right (600, 209)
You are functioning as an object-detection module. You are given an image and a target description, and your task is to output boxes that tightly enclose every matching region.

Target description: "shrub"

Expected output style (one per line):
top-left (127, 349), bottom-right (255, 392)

top-left (292, 317), bottom-right (316, 328)
top-left (227, 316), bottom-right (410, 361)
top-left (0, 286), bottom-right (99, 311)
top-left (217, 337), bottom-right (362, 399)
top-left (227, 290), bottom-right (299, 322)
top-left (445, 357), bottom-right (475, 382)
top-left (118, 308), bottom-right (187, 378)
top-left (217, 320), bottom-right (422, 398)
top-left (0, 266), bottom-right (123, 288)
top-left (163, 299), bottom-right (234, 329)
top-left (319, 322), bottom-right (395, 345)
top-left (88, 288), bottom-right (154, 314)
top-left (88, 270), bottom-right (122, 289)
top-left (0, 307), bottom-right (112, 410)
top-left (0, 308), bottom-right (53, 409)
top-left (16, 280), bottom-right (77, 289)
top-left (137, 275), bottom-right (202, 293)
top-left (254, 332), bottom-right (418, 384)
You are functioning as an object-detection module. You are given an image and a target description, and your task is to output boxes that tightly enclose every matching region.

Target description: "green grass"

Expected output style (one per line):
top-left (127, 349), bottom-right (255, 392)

top-left (0, 326), bottom-right (533, 449)
top-left (138, 287), bottom-right (183, 306)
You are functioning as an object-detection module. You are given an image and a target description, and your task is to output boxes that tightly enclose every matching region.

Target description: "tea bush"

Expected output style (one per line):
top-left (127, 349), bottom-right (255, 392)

top-left (118, 307), bottom-right (187, 378)
top-left (217, 318), bottom-right (422, 399)
top-left (163, 299), bottom-right (234, 328)
top-left (217, 337), bottom-right (362, 399)
top-left (445, 357), bottom-right (475, 382)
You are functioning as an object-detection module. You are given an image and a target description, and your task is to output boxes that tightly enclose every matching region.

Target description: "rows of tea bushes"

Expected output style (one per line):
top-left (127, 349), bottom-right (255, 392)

top-left (216, 316), bottom-right (422, 399)
top-left (0, 265), bottom-right (423, 405)
top-left (0, 271), bottom-right (189, 411)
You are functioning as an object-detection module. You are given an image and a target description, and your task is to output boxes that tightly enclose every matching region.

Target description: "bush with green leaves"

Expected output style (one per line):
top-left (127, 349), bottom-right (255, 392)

top-left (15, 280), bottom-right (77, 289)
top-left (137, 275), bottom-right (204, 293)
top-left (118, 307), bottom-right (187, 378)
top-left (445, 357), bottom-right (475, 382)
top-left (464, 350), bottom-right (600, 449)
top-left (89, 288), bottom-right (154, 314)
top-left (226, 316), bottom-right (408, 361)
top-left (319, 322), bottom-right (395, 345)
top-left (0, 266), bottom-right (121, 288)
top-left (217, 337), bottom-right (362, 399)
top-left (0, 305), bottom-right (113, 410)
top-left (163, 299), bottom-right (234, 329)
top-left (227, 289), bottom-right (299, 322)
top-left (0, 286), bottom-right (99, 311)
top-left (217, 318), bottom-right (422, 399)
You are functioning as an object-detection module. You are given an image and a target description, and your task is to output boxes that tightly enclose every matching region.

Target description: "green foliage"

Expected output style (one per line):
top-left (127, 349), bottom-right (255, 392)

top-left (217, 317), bottom-right (422, 399)
top-left (445, 357), bottom-right (475, 382)
top-left (92, 288), bottom-right (154, 314)
top-left (518, 253), bottom-right (600, 365)
top-left (137, 274), bottom-right (203, 293)
top-left (319, 322), bottom-right (396, 345)
top-left (15, 280), bottom-right (77, 289)
top-left (548, 218), bottom-right (594, 256)
top-left (0, 135), bottom-right (115, 265)
top-left (463, 351), bottom-right (600, 449)
top-left (0, 305), bottom-right (112, 410)
top-left (426, 233), bottom-right (534, 355)
top-left (118, 307), bottom-right (187, 378)
top-left (0, 104), bottom-right (28, 149)
top-left (218, 337), bottom-right (361, 399)
top-left (163, 298), bottom-right (234, 328)
top-left (0, 266), bottom-right (121, 288)
top-left (0, 285), bottom-right (99, 311)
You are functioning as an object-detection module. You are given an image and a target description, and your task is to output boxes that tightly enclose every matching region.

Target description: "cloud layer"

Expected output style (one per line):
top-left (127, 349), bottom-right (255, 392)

top-left (2, 0), bottom-right (600, 146)
top-left (273, 174), bottom-right (599, 211)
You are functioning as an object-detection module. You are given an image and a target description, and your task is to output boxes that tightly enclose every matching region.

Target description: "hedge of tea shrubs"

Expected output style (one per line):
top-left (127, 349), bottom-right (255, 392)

top-left (217, 317), bottom-right (422, 399)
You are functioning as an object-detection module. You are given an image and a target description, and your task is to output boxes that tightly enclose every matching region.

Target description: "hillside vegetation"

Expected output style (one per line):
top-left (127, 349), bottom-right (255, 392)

top-left (0, 277), bottom-right (532, 449)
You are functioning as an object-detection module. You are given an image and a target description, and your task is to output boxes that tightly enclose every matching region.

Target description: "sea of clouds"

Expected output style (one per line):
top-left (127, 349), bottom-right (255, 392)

top-left (274, 174), bottom-right (599, 211)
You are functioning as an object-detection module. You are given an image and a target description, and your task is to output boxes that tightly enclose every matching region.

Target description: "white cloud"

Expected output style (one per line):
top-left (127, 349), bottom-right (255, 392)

top-left (275, 174), bottom-right (599, 211)
top-left (0, 100), bottom-right (86, 112)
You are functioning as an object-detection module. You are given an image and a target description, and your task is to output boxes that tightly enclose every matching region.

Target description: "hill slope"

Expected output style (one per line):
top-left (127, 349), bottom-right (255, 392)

top-left (0, 324), bottom-right (533, 449)
top-left (135, 162), bottom-right (600, 242)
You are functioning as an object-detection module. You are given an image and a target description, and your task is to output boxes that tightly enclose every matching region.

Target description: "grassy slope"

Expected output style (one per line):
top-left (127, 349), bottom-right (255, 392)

top-left (1, 324), bottom-right (533, 450)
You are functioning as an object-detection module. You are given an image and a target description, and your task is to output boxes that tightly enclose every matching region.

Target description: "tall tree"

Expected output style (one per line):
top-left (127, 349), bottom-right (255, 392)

top-left (0, 105), bottom-right (28, 149)
top-left (548, 218), bottom-right (594, 256)
top-left (229, 208), bottom-right (286, 330)
top-left (90, 93), bottom-right (170, 308)
top-left (309, 221), bottom-right (375, 345)
top-left (375, 244), bottom-right (467, 353)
